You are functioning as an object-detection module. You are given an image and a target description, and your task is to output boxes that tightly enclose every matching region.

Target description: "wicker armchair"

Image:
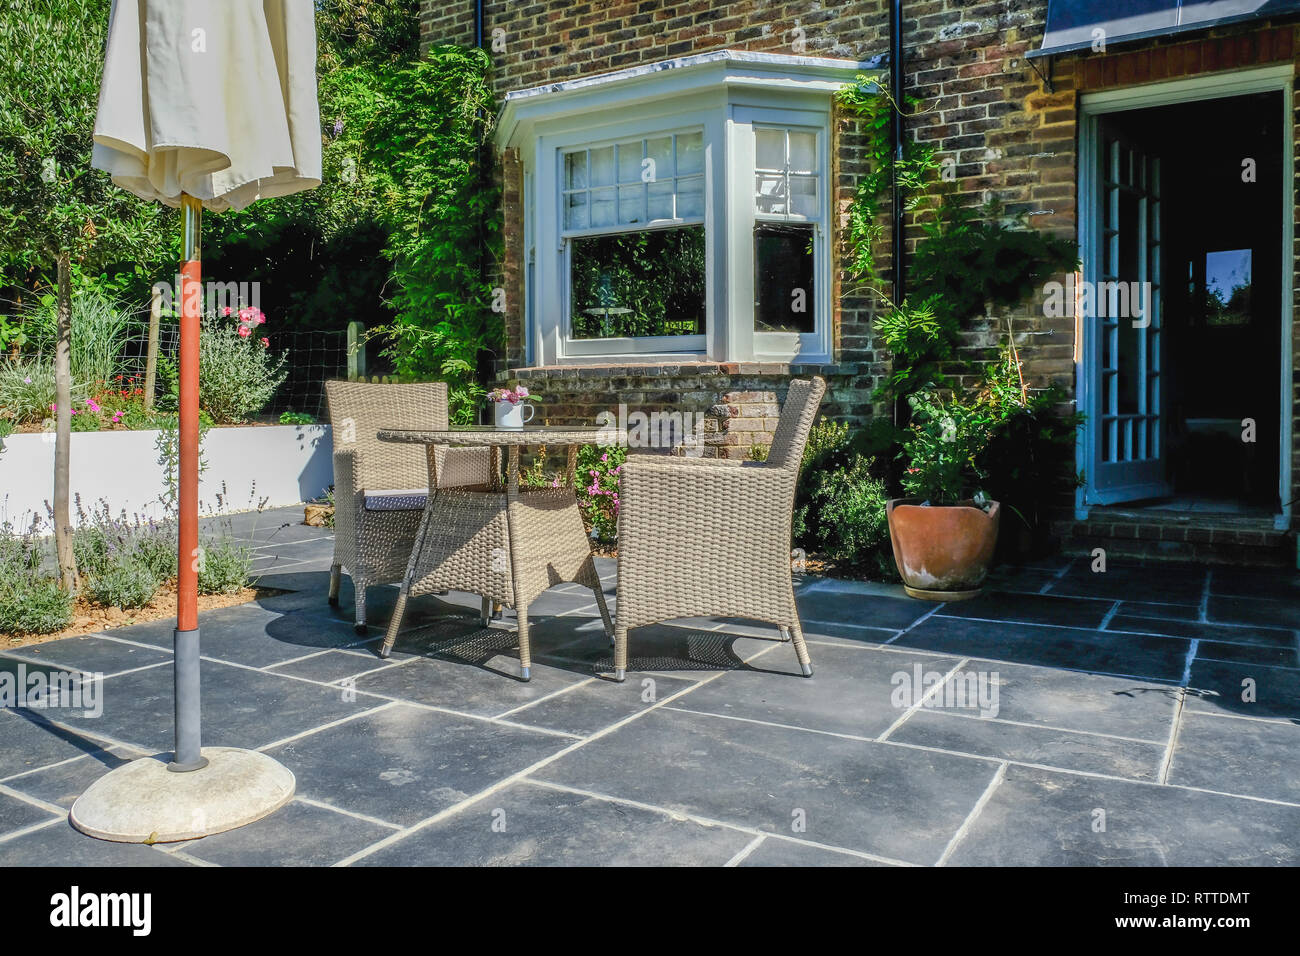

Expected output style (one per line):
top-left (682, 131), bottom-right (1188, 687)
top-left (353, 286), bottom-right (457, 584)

top-left (612, 377), bottom-right (826, 681)
top-left (324, 380), bottom-right (492, 633)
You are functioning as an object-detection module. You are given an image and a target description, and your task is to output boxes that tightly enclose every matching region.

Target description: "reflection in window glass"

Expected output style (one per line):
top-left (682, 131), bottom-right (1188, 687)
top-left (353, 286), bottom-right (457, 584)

top-left (570, 226), bottom-right (706, 339)
top-left (563, 131), bottom-right (704, 229)
top-left (754, 223), bottom-right (814, 334)
top-left (1204, 248), bottom-right (1252, 326)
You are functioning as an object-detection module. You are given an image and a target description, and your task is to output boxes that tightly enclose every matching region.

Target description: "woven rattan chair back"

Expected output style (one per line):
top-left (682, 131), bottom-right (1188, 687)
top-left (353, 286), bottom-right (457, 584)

top-left (324, 380), bottom-right (449, 492)
top-left (764, 377), bottom-right (827, 471)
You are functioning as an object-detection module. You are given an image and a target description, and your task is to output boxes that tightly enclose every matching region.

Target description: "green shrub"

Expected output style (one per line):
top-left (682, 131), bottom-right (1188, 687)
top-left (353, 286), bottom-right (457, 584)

top-left (793, 420), bottom-right (855, 542)
top-left (197, 538), bottom-right (252, 595)
top-left (0, 526), bottom-right (71, 634)
top-left (84, 559), bottom-right (160, 609)
top-left (21, 291), bottom-right (143, 391)
top-left (196, 311), bottom-right (289, 423)
top-left (0, 359), bottom-right (60, 424)
top-left (806, 455), bottom-right (894, 577)
top-left (279, 410), bottom-right (314, 425)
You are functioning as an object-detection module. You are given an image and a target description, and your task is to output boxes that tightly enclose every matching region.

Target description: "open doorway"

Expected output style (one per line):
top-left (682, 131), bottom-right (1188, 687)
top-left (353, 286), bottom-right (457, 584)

top-left (1081, 83), bottom-right (1288, 517)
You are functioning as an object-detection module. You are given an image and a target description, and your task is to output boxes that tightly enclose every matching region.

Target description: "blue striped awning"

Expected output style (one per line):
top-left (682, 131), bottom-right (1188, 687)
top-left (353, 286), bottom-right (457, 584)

top-left (1030, 0), bottom-right (1300, 57)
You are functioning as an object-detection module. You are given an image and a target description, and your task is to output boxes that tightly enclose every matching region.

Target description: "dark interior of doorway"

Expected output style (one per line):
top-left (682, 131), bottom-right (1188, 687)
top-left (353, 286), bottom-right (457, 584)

top-left (1106, 90), bottom-right (1284, 513)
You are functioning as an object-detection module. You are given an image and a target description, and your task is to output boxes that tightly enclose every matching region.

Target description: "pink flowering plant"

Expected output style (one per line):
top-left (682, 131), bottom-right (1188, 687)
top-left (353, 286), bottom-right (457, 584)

top-left (488, 385), bottom-right (535, 405)
top-left (576, 444), bottom-right (625, 544)
top-left (198, 306), bottom-right (288, 423)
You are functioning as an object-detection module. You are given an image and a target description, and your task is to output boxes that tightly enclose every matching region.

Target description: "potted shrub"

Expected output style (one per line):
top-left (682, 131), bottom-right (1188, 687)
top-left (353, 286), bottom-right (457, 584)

top-left (887, 390), bottom-right (1000, 600)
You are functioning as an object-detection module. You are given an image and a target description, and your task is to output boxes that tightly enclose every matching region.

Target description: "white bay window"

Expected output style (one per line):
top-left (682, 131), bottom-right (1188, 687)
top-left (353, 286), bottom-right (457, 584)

top-left (496, 51), bottom-right (880, 366)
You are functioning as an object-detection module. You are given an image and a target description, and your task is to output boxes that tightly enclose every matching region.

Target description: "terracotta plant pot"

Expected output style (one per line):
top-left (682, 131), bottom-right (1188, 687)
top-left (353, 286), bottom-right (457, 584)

top-left (886, 497), bottom-right (1000, 601)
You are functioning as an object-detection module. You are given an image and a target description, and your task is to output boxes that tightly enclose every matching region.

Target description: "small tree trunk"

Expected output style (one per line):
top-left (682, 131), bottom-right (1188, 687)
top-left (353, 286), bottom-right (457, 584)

top-left (143, 284), bottom-right (161, 413)
top-left (53, 252), bottom-right (77, 592)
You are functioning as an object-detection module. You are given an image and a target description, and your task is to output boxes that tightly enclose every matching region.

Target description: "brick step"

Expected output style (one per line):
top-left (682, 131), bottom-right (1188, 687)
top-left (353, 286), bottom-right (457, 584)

top-left (1052, 511), bottom-right (1294, 568)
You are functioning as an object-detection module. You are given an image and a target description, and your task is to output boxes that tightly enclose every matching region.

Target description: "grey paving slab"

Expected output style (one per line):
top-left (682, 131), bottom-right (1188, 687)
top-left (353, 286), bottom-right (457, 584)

top-left (1, 747), bottom-right (135, 809)
top-left (737, 837), bottom-right (889, 866)
top-left (355, 780), bottom-right (753, 866)
top-left (352, 643), bottom-right (592, 717)
top-left (501, 673), bottom-right (698, 736)
top-left (666, 644), bottom-right (964, 739)
top-left (946, 662), bottom-right (1178, 741)
top-left (1166, 711), bottom-right (1300, 804)
top-left (263, 703), bottom-right (570, 828)
top-left (1114, 601), bottom-right (1200, 622)
top-left (1196, 639), bottom-right (1299, 669)
top-left (540, 621), bottom-right (781, 677)
top-left (0, 708), bottom-right (116, 779)
top-left (45, 659), bottom-right (382, 754)
top-left (180, 799), bottom-right (395, 866)
top-left (946, 764), bottom-right (1300, 866)
top-left (940, 591), bottom-right (1114, 629)
top-left (887, 709), bottom-right (1166, 780)
top-left (1185, 659), bottom-right (1300, 722)
top-left (264, 649), bottom-right (396, 684)
top-left (899, 616), bottom-right (1189, 682)
top-left (1209, 567), bottom-right (1300, 597)
top-left (1108, 614), bottom-right (1297, 650)
top-left (534, 706), bottom-right (999, 865)
top-left (1207, 594), bottom-right (1300, 630)
top-left (796, 589), bottom-right (933, 632)
top-left (0, 790), bottom-right (59, 834)
top-left (4, 636), bottom-right (172, 675)
top-left (1048, 564), bottom-right (1206, 605)
top-left (0, 819), bottom-right (191, 867)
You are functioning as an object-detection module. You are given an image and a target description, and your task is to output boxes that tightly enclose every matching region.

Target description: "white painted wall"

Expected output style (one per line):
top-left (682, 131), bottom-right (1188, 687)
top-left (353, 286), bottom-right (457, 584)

top-left (0, 424), bottom-right (333, 527)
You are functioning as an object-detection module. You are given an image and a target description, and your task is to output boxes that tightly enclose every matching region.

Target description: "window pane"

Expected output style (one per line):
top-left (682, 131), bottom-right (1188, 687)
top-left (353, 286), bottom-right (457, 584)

top-left (618, 185), bottom-right (644, 224)
top-left (564, 151), bottom-right (587, 189)
top-left (790, 175), bottom-right (818, 218)
top-left (754, 223), bottom-right (814, 334)
top-left (646, 136), bottom-right (673, 182)
top-left (677, 131), bottom-right (704, 175)
top-left (788, 132), bottom-right (816, 173)
top-left (590, 146), bottom-right (615, 186)
top-left (647, 179), bottom-right (674, 220)
top-left (570, 226), bottom-right (706, 339)
top-left (565, 191), bottom-right (589, 230)
top-left (590, 187), bottom-right (616, 228)
top-left (755, 128), bottom-right (785, 170)
top-left (755, 172), bottom-right (786, 215)
top-left (676, 176), bottom-right (704, 219)
top-left (617, 140), bottom-right (644, 184)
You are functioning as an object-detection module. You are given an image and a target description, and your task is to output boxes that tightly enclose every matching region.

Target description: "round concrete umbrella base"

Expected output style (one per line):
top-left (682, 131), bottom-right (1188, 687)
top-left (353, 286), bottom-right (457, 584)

top-left (70, 748), bottom-right (295, 844)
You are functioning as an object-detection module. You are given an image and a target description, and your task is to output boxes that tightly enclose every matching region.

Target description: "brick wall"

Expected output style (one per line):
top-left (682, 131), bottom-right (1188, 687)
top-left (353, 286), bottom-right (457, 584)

top-left (421, 1), bottom-right (1300, 552)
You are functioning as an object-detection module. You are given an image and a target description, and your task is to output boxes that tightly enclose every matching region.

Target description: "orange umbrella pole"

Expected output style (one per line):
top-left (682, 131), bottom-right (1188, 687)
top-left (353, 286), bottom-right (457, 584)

top-left (170, 193), bottom-right (207, 773)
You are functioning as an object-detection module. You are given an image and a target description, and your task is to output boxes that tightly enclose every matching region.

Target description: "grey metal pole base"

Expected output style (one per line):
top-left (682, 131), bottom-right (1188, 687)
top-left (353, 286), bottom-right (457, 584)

top-left (169, 627), bottom-right (207, 772)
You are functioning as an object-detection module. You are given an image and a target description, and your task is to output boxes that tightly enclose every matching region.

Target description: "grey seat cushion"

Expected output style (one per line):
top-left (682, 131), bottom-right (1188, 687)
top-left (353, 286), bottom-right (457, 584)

top-left (363, 488), bottom-right (428, 512)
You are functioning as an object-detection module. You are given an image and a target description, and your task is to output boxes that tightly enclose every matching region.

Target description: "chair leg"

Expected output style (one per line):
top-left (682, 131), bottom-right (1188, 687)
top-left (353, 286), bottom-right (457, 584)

top-left (328, 563), bottom-right (341, 606)
top-left (492, 602), bottom-right (503, 621)
top-left (354, 583), bottom-right (367, 636)
top-left (592, 582), bottom-right (614, 643)
top-left (788, 622), bottom-right (813, 677)
top-left (613, 626), bottom-right (628, 682)
top-left (378, 587), bottom-right (408, 658)
top-left (516, 603), bottom-right (531, 681)
top-left (480, 595), bottom-right (492, 627)
top-left (778, 626), bottom-right (792, 642)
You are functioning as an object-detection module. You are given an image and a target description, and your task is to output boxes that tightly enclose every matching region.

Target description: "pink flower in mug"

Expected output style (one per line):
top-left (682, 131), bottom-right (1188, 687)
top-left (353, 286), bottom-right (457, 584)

top-left (515, 386), bottom-right (529, 399)
top-left (238, 325), bottom-right (252, 338)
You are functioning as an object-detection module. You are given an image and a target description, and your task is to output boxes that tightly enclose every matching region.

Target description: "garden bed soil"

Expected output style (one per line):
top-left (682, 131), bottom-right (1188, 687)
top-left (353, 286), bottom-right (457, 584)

top-left (2, 584), bottom-right (284, 649)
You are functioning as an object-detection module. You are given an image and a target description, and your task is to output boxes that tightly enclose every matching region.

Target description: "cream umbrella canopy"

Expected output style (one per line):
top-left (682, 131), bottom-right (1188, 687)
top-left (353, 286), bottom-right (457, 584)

top-left (70, 0), bottom-right (322, 843)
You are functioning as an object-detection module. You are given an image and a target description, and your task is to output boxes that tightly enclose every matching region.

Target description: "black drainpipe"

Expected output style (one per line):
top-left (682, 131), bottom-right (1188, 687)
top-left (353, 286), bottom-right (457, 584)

top-left (475, 0), bottom-right (484, 48)
top-left (889, 0), bottom-right (905, 303)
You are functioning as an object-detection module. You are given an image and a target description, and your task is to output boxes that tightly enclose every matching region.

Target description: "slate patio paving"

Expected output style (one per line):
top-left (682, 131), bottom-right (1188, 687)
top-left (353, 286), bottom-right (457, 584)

top-left (1, 506), bottom-right (1298, 866)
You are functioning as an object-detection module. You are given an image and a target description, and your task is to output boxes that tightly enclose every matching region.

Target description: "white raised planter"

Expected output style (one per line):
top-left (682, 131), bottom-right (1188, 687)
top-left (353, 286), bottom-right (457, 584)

top-left (0, 424), bottom-right (333, 527)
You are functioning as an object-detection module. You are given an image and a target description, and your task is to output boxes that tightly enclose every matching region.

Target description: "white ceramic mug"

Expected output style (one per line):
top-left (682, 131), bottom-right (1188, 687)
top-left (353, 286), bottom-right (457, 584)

top-left (494, 401), bottom-right (535, 429)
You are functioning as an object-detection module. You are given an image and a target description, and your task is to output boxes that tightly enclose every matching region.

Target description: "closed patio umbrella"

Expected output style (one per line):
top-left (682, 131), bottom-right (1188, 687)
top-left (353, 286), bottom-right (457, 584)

top-left (70, 0), bottom-right (321, 843)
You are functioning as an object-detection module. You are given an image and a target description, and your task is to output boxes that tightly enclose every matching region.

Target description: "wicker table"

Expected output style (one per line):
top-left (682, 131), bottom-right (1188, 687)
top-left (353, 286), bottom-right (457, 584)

top-left (374, 425), bottom-right (619, 680)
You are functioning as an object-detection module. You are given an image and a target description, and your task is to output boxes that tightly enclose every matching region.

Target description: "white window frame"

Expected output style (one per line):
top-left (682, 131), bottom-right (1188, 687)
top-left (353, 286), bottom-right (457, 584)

top-left (497, 51), bottom-right (877, 367)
